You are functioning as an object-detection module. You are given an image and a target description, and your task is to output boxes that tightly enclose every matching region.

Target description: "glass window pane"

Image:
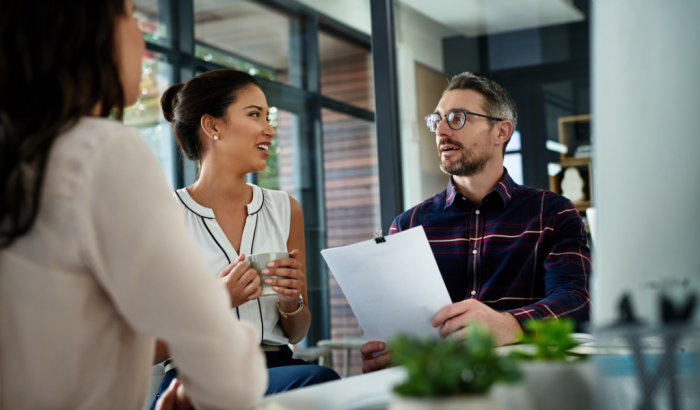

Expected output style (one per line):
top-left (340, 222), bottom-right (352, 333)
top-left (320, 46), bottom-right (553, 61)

top-left (506, 130), bottom-right (521, 152)
top-left (319, 31), bottom-right (374, 111)
top-left (134, 0), bottom-right (170, 46)
top-left (504, 153), bottom-right (523, 185)
top-left (194, 43), bottom-right (277, 81)
top-left (322, 109), bottom-right (379, 376)
top-left (194, 0), bottom-right (290, 84)
top-left (123, 51), bottom-right (175, 188)
top-left (257, 107), bottom-right (295, 193)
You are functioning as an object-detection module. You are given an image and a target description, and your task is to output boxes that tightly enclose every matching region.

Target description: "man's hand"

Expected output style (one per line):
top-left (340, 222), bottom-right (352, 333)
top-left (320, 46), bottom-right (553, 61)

top-left (155, 379), bottom-right (193, 410)
top-left (431, 299), bottom-right (523, 346)
top-left (218, 253), bottom-right (262, 308)
top-left (360, 341), bottom-right (392, 374)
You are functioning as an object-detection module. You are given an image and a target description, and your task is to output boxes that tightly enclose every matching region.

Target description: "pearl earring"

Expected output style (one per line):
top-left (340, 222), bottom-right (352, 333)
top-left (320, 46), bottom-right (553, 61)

top-left (213, 135), bottom-right (219, 140)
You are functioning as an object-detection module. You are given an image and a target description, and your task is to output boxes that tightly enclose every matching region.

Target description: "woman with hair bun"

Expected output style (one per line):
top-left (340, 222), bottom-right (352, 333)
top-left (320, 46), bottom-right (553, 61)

top-left (0, 1), bottom-right (266, 409)
top-left (151, 69), bottom-right (340, 406)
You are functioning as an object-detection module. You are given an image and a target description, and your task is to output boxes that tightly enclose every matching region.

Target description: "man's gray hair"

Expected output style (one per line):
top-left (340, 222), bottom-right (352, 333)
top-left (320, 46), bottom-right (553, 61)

top-left (444, 72), bottom-right (518, 154)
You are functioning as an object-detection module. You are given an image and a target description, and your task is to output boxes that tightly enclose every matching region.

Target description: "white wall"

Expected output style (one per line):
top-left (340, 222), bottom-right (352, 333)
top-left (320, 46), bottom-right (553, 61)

top-left (294, 0), bottom-right (372, 34)
top-left (394, 2), bottom-right (456, 209)
top-left (592, 0), bottom-right (700, 327)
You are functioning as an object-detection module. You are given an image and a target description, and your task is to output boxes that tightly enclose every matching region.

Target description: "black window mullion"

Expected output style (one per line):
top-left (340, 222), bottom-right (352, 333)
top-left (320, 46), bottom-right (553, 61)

top-left (370, 0), bottom-right (404, 233)
top-left (169, 0), bottom-right (196, 188)
top-left (320, 97), bottom-right (375, 122)
top-left (293, 12), bottom-right (330, 347)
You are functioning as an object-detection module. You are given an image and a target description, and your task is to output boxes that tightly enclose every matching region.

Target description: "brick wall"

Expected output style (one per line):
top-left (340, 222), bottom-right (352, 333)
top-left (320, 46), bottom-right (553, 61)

top-left (277, 35), bottom-right (377, 377)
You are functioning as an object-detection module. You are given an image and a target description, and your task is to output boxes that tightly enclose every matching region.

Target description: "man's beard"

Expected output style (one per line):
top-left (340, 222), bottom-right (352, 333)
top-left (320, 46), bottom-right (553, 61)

top-left (438, 139), bottom-right (492, 177)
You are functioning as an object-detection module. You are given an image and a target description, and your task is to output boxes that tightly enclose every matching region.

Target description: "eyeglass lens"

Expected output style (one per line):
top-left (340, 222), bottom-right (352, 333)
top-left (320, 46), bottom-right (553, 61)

top-left (447, 111), bottom-right (466, 129)
top-left (425, 110), bottom-right (467, 132)
top-left (426, 114), bottom-right (440, 132)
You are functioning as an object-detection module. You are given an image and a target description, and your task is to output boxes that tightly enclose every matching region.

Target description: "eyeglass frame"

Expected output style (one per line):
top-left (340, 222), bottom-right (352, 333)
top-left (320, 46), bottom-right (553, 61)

top-left (424, 109), bottom-right (504, 133)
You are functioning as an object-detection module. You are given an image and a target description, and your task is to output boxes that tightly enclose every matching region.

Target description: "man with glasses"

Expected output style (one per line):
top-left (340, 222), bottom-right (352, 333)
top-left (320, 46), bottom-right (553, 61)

top-left (361, 72), bottom-right (591, 373)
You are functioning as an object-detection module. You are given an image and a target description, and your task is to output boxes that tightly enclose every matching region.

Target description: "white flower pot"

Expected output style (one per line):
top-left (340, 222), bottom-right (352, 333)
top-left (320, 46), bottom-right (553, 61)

top-left (520, 361), bottom-right (595, 410)
top-left (388, 394), bottom-right (501, 410)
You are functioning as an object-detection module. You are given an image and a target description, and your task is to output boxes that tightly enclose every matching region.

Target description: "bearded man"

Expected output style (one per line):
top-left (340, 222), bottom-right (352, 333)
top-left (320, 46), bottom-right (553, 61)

top-left (361, 72), bottom-right (592, 373)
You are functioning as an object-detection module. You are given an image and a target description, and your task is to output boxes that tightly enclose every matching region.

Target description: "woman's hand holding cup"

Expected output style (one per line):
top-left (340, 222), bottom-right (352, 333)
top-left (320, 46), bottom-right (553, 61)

top-left (263, 249), bottom-right (304, 304)
top-left (218, 253), bottom-right (262, 308)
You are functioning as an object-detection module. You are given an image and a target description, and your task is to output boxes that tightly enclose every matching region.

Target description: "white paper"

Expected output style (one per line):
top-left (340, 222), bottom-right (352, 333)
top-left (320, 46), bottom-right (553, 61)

top-left (321, 226), bottom-right (452, 345)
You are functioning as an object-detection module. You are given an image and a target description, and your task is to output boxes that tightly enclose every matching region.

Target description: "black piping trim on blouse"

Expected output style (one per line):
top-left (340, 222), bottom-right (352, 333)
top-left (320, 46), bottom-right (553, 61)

top-left (257, 298), bottom-right (264, 345)
top-left (202, 217), bottom-right (230, 264)
top-left (249, 190), bottom-right (265, 253)
top-left (201, 217), bottom-right (240, 320)
top-left (250, 203), bottom-right (265, 345)
top-left (249, 187), bottom-right (266, 216)
top-left (175, 190), bottom-right (214, 220)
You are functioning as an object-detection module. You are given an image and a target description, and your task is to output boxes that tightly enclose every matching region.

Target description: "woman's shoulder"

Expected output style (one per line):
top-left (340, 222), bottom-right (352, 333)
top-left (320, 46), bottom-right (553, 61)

top-left (55, 117), bottom-right (144, 160)
top-left (70, 116), bottom-right (139, 139)
top-left (251, 185), bottom-right (293, 217)
top-left (46, 117), bottom-right (152, 197)
top-left (257, 186), bottom-right (290, 202)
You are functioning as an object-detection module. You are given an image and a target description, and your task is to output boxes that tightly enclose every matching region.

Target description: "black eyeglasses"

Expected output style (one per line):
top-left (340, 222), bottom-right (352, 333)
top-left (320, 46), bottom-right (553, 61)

top-left (424, 109), bottom-right (504, 133)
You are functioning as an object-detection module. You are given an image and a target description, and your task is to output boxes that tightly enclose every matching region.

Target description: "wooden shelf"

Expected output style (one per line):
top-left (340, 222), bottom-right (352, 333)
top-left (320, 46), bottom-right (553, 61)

top-left (573, 201), bottom-right (592, 213)
top-left (557, 114), bottom-right (591, 161)
top-left (551, 114), bottom-right (593, 215)
top-left (559, 157), bottom-right (591, 167)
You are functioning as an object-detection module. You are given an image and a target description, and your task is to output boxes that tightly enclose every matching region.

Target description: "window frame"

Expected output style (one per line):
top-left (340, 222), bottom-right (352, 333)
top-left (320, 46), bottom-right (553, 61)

top-left (141, 0), bottom-right (376, 347)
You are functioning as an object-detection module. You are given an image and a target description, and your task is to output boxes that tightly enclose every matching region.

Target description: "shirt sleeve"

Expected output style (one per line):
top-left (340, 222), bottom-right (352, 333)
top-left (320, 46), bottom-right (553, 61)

top-left (388, 216), bottom-right (401, 234)
top-left (388, 207), bottom-right (414, 235)
top-left (75, 127), bottom-right (267, 410)
top-left (507, 198), bottom-right (592, 328)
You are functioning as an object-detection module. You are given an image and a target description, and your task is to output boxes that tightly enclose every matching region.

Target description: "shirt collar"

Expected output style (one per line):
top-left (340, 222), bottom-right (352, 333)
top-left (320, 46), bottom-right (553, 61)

top-left (176, 183), bottom-right (263, 217)
top-left (492, 168), bottom-right (515, 208)
top-left (246, 184), bottom-right (264, 215)
top-left (444, 178), bottom-right (460, 209)
top-left (444, 168), bottom-right (515, 209)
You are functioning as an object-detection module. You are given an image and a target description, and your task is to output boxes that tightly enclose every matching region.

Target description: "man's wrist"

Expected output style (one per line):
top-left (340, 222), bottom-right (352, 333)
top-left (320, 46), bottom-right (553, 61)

top-left (501, 311), bottom-right (524, 344)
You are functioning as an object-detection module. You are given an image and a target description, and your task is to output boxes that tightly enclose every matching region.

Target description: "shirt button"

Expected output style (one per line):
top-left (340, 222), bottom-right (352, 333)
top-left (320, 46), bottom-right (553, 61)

top-left (475, 210), bottom-right (480, 215)
top-left (462, 196), bottom-right (466, 200)
top-left (472, 249), bottom-right (477, 254)
top-left (471, 291), bottom-right (476, 295)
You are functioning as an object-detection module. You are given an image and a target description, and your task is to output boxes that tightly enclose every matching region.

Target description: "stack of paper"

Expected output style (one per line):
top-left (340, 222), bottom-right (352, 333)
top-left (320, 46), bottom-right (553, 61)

top-left (321, 226), bottom-right (452, 345)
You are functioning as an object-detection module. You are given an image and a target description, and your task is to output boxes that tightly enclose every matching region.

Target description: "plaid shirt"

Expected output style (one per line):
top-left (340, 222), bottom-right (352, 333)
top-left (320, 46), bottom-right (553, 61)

top-left (389, 168), bottom-right (591, 328)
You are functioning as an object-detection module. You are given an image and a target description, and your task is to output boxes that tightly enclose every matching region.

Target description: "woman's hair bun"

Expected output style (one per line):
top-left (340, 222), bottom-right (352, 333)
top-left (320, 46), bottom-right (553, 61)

top-left (160, 82), bottom-right (185, 123)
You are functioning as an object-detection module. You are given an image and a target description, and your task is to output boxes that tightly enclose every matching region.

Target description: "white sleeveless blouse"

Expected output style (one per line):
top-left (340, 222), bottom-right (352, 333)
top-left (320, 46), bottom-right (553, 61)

top-left (175, 184), bottom-right (291, 346)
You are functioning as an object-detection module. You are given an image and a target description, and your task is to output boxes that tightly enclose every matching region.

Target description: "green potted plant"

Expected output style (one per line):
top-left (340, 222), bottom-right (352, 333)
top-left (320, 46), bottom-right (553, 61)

top-left (388, 325), bottom-right (521, 410)
top-left (511, 318), bottom-right (581, 361)
top-left (511, 319), bottom-right (594, 410)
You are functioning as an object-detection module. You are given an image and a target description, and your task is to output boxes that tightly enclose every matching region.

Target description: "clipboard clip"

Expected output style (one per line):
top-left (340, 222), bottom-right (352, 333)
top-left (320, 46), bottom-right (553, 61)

top-left (374, 229), bottom-right (386, 244)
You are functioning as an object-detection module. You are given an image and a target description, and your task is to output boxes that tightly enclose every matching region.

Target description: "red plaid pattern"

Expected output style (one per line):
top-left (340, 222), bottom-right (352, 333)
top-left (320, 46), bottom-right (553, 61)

top-left (389, 169), bottom-right (591, 328)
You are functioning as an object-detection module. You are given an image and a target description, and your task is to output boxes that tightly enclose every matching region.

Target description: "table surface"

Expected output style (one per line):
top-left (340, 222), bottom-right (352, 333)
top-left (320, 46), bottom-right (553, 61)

top-left (258, 367), bottom-right (406, 410)
top-left (256, 366), bottom-right (545, 410)
top-left (317, 337), bottom-right (368, 350)
top-left (258, 339), bottom-right (599, 410)
top-left (256, 363), bottom-right (598, 410)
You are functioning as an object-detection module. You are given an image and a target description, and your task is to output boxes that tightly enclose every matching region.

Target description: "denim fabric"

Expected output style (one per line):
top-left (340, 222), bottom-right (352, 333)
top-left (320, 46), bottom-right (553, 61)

top-left (151, 346), bottom-right (340, 409)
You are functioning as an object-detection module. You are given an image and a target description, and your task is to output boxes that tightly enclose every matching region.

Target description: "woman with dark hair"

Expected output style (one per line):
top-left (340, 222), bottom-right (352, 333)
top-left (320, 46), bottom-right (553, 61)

top-left (0, 1), bottom-right (266, 409)
top-left (150, 69), bottom-right (340, 405)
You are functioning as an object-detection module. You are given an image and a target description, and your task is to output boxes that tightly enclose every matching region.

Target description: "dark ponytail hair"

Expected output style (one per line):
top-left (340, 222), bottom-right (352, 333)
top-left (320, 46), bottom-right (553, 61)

top-left (161, 69), bottom-right (261, 161)
top-left (0, 0), bottom-right (127, 248)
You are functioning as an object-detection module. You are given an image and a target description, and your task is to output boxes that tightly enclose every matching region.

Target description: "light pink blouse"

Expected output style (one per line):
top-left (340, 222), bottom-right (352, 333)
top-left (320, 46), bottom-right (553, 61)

top-left (0, 117), bottom-right (267, 409)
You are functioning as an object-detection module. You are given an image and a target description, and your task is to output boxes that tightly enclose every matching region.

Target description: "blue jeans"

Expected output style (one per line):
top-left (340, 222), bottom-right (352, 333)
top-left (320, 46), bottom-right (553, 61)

top-left (151, 346), bottom-right (340, 409)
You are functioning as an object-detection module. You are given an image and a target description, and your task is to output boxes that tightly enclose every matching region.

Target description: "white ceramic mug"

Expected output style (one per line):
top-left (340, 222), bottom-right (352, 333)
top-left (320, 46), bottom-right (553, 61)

top-left (244, 252), bottom-right (289, 296)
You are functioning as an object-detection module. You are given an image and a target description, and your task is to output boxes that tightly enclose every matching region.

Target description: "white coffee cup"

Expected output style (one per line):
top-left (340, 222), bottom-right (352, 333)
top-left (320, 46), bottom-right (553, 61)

top-left (244, 252), bottom-right (289, 296)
